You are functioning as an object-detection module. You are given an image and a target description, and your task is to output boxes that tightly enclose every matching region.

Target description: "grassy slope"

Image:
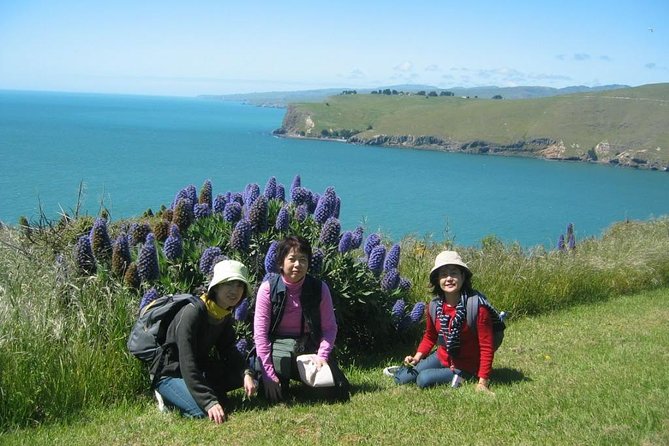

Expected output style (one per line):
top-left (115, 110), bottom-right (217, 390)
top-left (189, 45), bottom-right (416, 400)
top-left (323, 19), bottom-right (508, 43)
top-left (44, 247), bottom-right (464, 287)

top-left (288, 83), bottom-right (669, 162)
top-left (4, 287), bottom-right (668, 446)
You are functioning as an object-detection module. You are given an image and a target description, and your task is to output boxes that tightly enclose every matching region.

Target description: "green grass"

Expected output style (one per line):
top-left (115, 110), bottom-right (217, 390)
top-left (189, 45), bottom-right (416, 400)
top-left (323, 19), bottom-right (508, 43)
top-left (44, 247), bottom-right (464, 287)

top-left (285, 83), bottom-right (669, 164)
top-left (2, 286), bottom-right (667, 445)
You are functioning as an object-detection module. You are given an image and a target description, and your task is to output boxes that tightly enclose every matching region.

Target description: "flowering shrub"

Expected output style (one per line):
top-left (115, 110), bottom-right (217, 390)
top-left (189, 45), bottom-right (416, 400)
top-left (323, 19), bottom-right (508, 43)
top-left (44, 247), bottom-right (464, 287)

top-left (69, 176), bottom-right (415, 356)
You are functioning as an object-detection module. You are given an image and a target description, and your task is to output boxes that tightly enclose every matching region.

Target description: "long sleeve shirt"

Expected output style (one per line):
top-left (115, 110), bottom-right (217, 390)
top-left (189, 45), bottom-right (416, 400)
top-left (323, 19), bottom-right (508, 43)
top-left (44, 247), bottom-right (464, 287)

top-left (253, 275), bottom-right (337, 382)
top-left (417, 300), bottom-right (494, 379)
top-left (158, 303), bottom-right (246, 412)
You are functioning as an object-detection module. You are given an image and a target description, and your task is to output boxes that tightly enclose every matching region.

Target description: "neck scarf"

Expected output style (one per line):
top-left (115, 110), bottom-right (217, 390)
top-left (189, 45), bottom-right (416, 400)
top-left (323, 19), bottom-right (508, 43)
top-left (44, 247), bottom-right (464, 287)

top-left (200, 293), bottom-right (231, 320)
top-left (436, 292), bottom-right (467, 358)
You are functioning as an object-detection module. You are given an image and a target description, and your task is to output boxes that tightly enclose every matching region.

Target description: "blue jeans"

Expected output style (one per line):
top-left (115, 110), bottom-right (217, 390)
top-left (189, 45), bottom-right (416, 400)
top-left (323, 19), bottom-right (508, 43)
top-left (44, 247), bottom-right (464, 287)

top-left (394, 352), bottom-right (466, 388)
top-left (156, 377), bottom-right (205, 418)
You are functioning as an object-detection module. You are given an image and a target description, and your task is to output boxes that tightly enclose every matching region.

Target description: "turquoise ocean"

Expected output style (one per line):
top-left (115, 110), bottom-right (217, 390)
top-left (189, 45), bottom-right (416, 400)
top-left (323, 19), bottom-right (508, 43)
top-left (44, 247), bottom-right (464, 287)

top-left (1, 90), bottom-right (667, 248)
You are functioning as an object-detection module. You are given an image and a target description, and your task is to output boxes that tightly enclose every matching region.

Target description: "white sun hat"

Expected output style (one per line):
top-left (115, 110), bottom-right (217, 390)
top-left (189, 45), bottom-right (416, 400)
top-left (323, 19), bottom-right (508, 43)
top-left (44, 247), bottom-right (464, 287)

top-left (207, 259), bottom-right (252, 297)
top-left (429, 250), bottom-right (472, 281)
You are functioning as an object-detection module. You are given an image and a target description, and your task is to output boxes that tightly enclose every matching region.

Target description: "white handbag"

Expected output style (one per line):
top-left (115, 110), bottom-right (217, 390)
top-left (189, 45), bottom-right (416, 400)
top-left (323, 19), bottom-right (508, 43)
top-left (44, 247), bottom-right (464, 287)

top-left (295, 354), bottom-right (335, 387)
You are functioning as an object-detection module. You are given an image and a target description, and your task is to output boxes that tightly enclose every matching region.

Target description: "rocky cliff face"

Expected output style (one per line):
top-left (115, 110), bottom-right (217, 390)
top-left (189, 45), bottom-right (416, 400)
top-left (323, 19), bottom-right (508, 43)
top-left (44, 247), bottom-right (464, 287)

top-left (276, 109), bottom-right (668, 171)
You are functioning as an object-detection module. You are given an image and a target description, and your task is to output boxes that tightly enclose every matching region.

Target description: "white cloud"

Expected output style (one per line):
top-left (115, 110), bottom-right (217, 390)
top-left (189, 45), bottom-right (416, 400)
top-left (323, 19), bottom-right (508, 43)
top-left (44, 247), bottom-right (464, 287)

top-left (425, 64), bottom-right (440, 72)
top-left (393, 61), bottom-right (413, 72)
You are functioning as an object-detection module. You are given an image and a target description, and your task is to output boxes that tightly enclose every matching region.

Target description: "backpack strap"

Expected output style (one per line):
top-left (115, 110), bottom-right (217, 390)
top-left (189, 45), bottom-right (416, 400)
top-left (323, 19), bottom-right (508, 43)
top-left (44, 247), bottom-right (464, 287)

top-left (466, 294), bottom-right (480, 331)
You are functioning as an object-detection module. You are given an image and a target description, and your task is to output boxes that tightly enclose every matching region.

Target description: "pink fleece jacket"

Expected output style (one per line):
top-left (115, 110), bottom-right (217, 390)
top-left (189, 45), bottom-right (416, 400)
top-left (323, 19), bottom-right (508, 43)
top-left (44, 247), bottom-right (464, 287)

top-left (253, 275), bottom-right (337, 383)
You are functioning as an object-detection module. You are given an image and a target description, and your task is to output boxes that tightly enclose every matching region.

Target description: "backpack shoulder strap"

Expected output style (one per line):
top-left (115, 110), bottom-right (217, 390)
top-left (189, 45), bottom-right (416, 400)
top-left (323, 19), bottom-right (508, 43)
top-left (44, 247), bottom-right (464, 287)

top-left (268, 273), bottom-right (285, 335)
top-left (466, 294), bottom-right (480, 329)
top-left (428, 297), bottom-right (440, 325)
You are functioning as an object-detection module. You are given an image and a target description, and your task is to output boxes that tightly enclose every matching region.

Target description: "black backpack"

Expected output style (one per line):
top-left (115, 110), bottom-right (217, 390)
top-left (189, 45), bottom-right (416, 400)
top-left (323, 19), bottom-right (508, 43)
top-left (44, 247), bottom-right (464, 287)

top-left (127, 294), bottom-right (204, 378)
top-left (428, 293), bottom-right (506, 351)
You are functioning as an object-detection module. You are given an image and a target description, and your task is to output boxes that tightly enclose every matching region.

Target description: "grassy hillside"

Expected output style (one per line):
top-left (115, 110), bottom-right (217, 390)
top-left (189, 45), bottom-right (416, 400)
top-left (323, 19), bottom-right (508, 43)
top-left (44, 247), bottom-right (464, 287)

top-left (4, 286), bottom-right (668, 445)
top-left (280, 83), bottom-right (669, 169)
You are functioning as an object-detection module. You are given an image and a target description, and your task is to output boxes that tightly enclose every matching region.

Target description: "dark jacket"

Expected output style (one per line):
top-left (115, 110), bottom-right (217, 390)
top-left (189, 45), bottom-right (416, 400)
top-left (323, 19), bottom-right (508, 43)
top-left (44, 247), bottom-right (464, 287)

top-left (156, 302), bottom-right (246, 412)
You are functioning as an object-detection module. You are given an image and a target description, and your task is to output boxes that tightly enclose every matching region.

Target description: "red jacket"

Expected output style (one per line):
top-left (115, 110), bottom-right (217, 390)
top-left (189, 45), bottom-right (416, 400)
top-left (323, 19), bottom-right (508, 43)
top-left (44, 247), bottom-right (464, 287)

top-left (417, 301), bottom-right (494, 379)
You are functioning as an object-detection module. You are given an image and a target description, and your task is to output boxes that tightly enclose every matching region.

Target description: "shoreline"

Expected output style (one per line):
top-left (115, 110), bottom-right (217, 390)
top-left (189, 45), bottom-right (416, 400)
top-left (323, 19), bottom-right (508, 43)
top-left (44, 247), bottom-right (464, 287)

top-left (274, 131), bottom-right (669, 172)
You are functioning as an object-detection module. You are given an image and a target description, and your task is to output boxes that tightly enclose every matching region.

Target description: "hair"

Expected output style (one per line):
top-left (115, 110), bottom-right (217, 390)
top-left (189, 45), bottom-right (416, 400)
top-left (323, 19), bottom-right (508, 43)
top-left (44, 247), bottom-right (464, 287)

top-left (429, 265), bottom-right (473, 298)
top-left (276, 235), bottom-right (312, 270)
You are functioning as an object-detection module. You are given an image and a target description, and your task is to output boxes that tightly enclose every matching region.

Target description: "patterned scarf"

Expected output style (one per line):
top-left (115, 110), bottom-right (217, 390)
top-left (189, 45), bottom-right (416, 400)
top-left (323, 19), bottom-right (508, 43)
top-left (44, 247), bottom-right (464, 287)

top-left (436, 293), bottom-right (467, 358)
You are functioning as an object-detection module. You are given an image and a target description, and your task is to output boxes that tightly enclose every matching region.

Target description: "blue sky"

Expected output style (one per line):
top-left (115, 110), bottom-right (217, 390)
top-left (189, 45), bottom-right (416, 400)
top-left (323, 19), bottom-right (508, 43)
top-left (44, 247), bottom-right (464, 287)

top-left (0, 0), bottom-right (667, 96)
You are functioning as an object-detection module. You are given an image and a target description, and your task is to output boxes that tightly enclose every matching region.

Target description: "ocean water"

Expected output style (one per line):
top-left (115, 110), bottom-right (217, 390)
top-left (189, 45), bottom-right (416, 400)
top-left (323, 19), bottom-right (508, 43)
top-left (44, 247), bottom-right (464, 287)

top-left (1, 90), bottom-right (667, 248)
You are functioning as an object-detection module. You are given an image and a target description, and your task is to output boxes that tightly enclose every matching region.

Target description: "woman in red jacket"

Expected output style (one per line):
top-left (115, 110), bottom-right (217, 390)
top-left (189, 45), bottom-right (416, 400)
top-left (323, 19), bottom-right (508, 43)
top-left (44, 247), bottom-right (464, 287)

top-left (394, 251), bottom-right (495, 393)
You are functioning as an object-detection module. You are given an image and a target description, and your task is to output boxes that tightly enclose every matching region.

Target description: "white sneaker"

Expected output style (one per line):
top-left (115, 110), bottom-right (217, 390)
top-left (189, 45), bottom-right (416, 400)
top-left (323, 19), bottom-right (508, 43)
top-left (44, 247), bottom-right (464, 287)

top-left (154, 390), bottom-right (168, 413)
top-left (383, 366), bottom-right (400, 377)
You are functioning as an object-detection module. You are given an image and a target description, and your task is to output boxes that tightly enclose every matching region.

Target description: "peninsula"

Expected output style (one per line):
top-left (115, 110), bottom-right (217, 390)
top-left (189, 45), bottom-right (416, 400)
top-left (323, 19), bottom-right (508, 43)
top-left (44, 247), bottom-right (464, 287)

top-left (275, 83), bottom-right (669, 171)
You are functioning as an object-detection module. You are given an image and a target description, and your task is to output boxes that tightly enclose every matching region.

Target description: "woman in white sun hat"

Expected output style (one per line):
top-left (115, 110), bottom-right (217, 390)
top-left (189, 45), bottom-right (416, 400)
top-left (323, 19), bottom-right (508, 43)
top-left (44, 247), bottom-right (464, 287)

top-left (153, 259), bottom-right (257, 423)
top-left (394, 251), bottom-right (499, 393)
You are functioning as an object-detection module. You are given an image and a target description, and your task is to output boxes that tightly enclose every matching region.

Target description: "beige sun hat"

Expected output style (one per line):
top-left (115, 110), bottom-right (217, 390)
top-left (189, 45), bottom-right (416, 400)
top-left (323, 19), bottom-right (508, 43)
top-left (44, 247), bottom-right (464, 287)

top-left (429, 251), bottom-right (472, 280)
top-left (208, 259), bottom-right (252, 297)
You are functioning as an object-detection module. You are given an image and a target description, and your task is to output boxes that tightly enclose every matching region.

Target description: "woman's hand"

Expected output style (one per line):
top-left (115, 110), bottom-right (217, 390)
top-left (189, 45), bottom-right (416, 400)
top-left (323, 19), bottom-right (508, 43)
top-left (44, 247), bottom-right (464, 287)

top-left (263, 378), bottom-right (282, 403)
top-left (404, 352), bottom-right (422, 366)
top-left (313, 356), bottom-right (327, 370)
top-left (207, 403), bottom-right (226, 424)
top-left (243, 374), bottom-right (257, 398)
top-left (476, 378), bottom-right (495, 395)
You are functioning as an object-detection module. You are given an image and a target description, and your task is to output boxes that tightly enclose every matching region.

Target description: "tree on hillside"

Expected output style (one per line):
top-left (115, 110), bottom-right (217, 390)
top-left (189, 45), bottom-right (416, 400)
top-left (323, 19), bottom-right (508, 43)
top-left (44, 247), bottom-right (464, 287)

top-left (439, 91), bottom-right (454, 96)
top-left (492, 95), bottom-right (503, 100)
top-left (416, 91), bottom-right (426, 96)
top-left (428, 91), bottom-right (438, 97)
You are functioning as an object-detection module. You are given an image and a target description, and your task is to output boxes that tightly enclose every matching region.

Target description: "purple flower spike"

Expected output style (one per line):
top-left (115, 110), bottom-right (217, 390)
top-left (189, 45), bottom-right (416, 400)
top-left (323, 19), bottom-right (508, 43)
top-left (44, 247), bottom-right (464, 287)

top-left (244, 183), bottom-right (260, 207)
top-left (381, 268), bottom-right (400, 292)
top-left (172, 199), bottom-right (194, 233)
top-left (290, 175), bottom-right (301, 193)
top-left (566, 222), bottom-right (574, 236)
top-left (557, 234), bottom-right (566, 252)
top-left (338, 231), bottom-right (353, 254)
top-left (314, 187), bottom-right (337, 224)
top-left (248, 196), bottom-right (268, 233)
top-left (295, 204), bottom-right (308, 223)
top-left (567, 232), bottom-right (576, 250)
top-left (264, 241), bottom-right (279, 274)
top-left (351, 226), bottom-right (364, 249)
top-left (234, 298), bottom-right (250, 321)
top-left (309, 248), bottom-right (324, 275)
top-left (264, 176), bottom-right (277, 200)
top-left (291, 186), bottom-right (310, 206)
top-left (409, 302), bottom-right (426, 323)
top-left (90, 217), bottom-right (112, 263)
top-left (137, 233), bottom-right (159, 282)
top-left (199, 246), bottom-right (222, 275)
top-left (230, 219), bottom-right (252, 252)
top-left (171, 187), bottom-right (189, 210)
top-left (193, 203), bottom-right (212, 219)
top-left (231, 192), bottom-right (243, 205)
top-left (213, 194), bottom-right (227, 214)
top-left (223, 202), bottom-right (243, 223)
top-left (235, 338), bottom-right (249, 355)
top-left (276, 184), bottom-right (285, 202)
top-left (384, 244), bottom-right (401, 271)
top-left (319, 217), bottom-right (341, 246)
top-left (364, 233), bottom-right (381, 257)
top-left (130, 222), bottom-right (152, 246)
top-left (391, 299), bottom-right (406, 321)
top-left (184, 185), bottom-right (196, 207)
top-left (333, 197), bottom-right (341, 218)
top-left (398, 277), bottom-right (412, 291)
top-left (199, 179), bottom-right (213, 208)
top-left (111, 233), bottom-right (132, 276)
top-left (74, 235), bottom-right (96, 275)
top-left (163, 224), bottom-right (183, 261)
top-left (140, 287), bottom-right (159, 311)
top-left (275, 206), bottom-right (290, 231)
top-left (367, 244), bottom-right (386, 276)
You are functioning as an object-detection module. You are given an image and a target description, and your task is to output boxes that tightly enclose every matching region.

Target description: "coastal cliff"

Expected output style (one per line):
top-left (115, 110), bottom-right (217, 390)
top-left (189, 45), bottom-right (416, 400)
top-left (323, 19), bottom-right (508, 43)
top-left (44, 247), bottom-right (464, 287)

top-left (275, 84), bottom-right (669, 171)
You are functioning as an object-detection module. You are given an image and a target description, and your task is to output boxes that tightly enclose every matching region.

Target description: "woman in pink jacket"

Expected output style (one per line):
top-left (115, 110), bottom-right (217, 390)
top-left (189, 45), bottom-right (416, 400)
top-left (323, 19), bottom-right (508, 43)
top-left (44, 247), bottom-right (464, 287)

top-left (253, 236), bottom-right (350, 402)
